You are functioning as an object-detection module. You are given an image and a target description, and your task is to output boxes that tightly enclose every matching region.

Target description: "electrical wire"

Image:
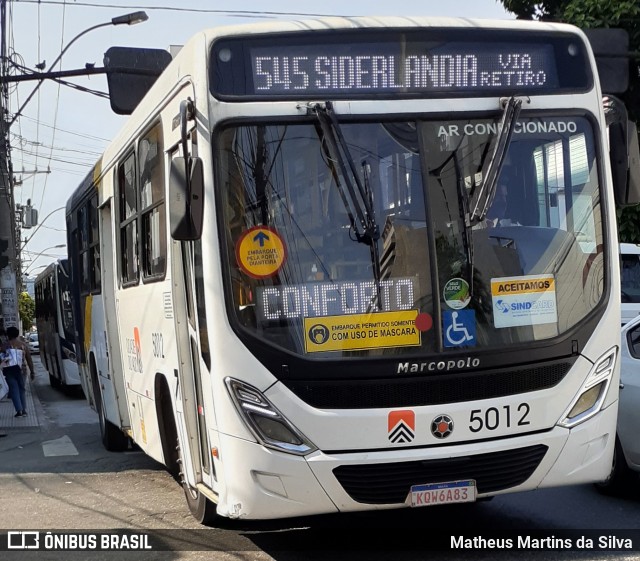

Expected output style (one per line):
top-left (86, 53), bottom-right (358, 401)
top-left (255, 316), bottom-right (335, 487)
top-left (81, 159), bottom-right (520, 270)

top-left (37, 0), bottom-right (67, 213)
top-left (17, 149), bottom-right (94, 167)
top-left (17, 115), bottom-right (110, 143)
top-left (11, 134), bottom-right (103, 157)
top-left (27, 0), bottom-right (43, 205)
top-left (7, 1), bottom-right (350, 18)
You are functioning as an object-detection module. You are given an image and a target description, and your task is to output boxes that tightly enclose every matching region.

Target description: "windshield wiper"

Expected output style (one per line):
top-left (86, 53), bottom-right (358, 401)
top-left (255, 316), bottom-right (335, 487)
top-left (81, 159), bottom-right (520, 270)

top-left (471, 96), bottom-right (523, 223)
top-left (310, 101), bottom-right (382, 284)
top-left (453, 153), bottom-right (474, 289)
top-left (310, 102), bottom-right (380, 247)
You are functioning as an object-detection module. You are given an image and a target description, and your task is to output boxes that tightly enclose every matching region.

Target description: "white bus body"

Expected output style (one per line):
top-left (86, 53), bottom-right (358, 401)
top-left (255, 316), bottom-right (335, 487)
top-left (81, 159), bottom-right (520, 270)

top-left (66, 17), bottom-right (627, 523)
top-left (34, 260), bottom-right (81, 388)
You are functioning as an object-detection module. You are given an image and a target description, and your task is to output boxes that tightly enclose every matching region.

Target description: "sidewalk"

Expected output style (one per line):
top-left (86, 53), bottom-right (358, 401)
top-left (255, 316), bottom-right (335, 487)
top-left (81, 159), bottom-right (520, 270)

top-left (0, 358), bottom-right (44, 429)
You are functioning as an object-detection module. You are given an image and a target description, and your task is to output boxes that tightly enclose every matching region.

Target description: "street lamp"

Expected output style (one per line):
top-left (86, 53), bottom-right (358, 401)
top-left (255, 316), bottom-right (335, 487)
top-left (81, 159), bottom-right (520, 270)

top-left (9, 11), bottom-right (149, 127)
top-left (22, 244), bottom-right (65, 277)
top-left (21, 206), bottom-right (66, 251)
top-left (24, 264), bottom-right (47, 277)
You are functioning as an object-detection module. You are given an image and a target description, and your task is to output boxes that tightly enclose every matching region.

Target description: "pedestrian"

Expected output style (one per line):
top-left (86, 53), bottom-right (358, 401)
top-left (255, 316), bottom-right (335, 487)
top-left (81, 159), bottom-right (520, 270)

top-left (1, 326), bottom-right (34, 417)
top-left (0, 327), bottom-right (9, 436)
top-left (0, 326), bottom-right (10, 395)
top-left (0, 327), bottom-right (8, 359)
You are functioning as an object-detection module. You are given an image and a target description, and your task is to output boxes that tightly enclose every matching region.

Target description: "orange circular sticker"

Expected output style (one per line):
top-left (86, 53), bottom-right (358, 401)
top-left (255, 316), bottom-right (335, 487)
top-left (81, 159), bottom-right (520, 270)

top-left (235, 226), bottom-right (287, 279)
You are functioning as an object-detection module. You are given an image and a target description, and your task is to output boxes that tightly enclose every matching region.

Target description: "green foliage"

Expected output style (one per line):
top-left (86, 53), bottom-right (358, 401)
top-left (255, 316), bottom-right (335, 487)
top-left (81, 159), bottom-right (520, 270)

top-left (18, 291), bottom-right (35, 332)
top-left (617, 206), bottom-right (640, 242)
top-left (500, 0), bottom-right (564, 20)
top-left (501, 0), bottom-right (640, 23)
top-left (563, 0), bottom-right (640, 27)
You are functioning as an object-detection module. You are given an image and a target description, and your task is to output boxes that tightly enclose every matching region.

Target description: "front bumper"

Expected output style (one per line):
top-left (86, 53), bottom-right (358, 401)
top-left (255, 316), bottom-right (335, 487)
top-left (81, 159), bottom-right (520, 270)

top-left (213, 402), bottom-right (615, 519)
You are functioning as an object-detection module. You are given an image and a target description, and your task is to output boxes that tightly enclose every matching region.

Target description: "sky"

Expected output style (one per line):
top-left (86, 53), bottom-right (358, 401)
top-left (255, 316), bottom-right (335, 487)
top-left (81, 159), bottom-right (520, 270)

top-left (7, 0), bottom-right (513, 277)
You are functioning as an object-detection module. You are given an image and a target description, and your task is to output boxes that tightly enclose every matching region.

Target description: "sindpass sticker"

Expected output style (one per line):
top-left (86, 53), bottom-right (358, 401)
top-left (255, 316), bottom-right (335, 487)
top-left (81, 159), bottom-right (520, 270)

top-left (491, 274), bottom-right (557, 328)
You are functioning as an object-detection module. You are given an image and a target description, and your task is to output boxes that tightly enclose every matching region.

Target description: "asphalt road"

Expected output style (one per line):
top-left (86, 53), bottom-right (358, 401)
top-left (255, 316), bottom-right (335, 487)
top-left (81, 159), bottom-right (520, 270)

top-left (1, 357), bottom-right (640, 561)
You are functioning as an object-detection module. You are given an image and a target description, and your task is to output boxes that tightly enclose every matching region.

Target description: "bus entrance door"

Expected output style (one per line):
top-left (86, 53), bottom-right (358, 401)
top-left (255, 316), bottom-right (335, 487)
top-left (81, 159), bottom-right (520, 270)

top-left (171, 237), bottom-right (216, 494)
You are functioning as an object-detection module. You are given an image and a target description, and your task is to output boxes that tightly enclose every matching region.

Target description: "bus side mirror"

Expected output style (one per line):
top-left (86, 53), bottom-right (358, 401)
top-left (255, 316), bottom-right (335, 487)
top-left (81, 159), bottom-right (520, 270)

top-left (612, 120), bottom-right (640, 207)
top-left (584, 29), bottom-right (629, 94)
top-left (169, 156), bottom-right (204, 240)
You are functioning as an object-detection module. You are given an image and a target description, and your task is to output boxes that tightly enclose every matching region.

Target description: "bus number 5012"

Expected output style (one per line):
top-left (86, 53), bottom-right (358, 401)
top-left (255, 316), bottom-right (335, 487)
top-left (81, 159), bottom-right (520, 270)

top-left (469, 404), bottom-right (530, 433)
top-left (152, 332), bottom-right (164, 359)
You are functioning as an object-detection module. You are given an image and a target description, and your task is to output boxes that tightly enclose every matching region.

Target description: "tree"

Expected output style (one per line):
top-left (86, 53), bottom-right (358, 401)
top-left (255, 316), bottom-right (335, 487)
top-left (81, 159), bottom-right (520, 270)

top-left (18, 291), bottom-right (35, 332)
top-left (500, 0), bottom-right (640, 241)
top-left (500, 0), bottom-right (567, 20)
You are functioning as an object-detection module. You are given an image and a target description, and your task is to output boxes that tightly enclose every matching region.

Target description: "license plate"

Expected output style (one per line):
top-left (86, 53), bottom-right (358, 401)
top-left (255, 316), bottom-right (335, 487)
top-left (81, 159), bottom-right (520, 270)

top-left (409, 480), bottom-right (476, 507)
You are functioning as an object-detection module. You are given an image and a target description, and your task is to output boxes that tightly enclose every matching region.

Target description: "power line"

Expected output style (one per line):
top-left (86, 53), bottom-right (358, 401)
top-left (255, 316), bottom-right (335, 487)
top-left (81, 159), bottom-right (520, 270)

top-left (38, 0), bottom-right (67, 212)
top-left (17, 115), bottom-right (110, 142)
top-left (16, 165), bottom-right (86, 176)
top-left (16, 149), bottom-right (94, 166)
top-left (11, 135), bottom-right (103, 156)
top-left (8, 1), bottom-right (348, 18)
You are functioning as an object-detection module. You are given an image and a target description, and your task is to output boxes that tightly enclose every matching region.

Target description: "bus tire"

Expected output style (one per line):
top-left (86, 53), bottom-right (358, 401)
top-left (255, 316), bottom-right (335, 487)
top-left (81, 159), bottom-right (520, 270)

top-left (177, 437), bottom-right (218, 526)
top-left (98, 402), bottom-right (129, 452)
top-left (91, 364), bottom-right (128, 452)
top-left (49, 373), bottom-right (60, 389)
top-left (594, 435), bottom-right (635, 495)
top-left (54, 358), bottom-right (63, 386)
top-left (184, 485), bottom-right (218, 526)
top-left (154, 378), bottom-right (216, 524)
top-left (155, 377), bottom-right (180, 480)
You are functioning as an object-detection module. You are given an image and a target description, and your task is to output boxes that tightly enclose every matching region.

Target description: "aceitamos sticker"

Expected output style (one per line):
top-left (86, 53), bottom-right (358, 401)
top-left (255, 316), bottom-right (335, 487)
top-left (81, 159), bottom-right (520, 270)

top-left (491, 274), bottom-right (557, 328)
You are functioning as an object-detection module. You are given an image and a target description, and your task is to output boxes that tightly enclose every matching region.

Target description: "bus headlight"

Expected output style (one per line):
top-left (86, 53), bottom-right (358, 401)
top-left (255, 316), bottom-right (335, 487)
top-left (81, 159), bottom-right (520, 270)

top-left (225, 378), bottom-right (317, 456)
top-left (558, 347), bottom-right (617, 428)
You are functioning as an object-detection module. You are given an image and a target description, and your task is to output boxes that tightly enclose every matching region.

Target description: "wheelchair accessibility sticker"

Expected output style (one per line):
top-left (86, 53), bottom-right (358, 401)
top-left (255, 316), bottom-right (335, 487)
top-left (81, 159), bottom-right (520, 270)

top-left (443, 310), bottom-right (476, 348)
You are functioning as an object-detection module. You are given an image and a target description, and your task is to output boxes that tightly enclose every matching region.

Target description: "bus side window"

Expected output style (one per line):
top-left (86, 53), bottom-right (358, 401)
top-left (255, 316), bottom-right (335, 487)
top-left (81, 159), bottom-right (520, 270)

top-left (88, 195), bottom-right (101, 293)
top-left (139, 122), bottom-right (166, 280)
top-left (118, 151), bottom-right (140, 286)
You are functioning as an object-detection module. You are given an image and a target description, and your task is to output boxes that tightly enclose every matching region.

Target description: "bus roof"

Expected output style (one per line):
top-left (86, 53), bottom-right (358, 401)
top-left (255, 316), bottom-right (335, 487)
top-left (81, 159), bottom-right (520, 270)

top-left (65, 15), bottom-right (591, 214)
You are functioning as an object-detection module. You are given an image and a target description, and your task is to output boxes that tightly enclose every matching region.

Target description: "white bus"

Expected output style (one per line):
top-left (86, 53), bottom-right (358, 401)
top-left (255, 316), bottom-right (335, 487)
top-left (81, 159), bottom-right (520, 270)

top-left (34, 259), bottom-right (80, 389)
top-left (65, 17), bottom-right (639, 524)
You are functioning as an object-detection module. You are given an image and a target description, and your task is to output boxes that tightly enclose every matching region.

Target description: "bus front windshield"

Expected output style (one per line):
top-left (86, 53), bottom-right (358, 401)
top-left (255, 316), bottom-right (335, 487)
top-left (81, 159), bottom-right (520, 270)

top-left (217, 115), bottom-right (604, 358)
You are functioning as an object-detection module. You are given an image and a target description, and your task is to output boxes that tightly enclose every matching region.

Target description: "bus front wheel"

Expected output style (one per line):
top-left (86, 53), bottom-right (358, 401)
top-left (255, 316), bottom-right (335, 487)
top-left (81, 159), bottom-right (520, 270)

top-left (176, 437), bottom-right (218, 526)
top-left (183, 481), bottom-right (218, 526)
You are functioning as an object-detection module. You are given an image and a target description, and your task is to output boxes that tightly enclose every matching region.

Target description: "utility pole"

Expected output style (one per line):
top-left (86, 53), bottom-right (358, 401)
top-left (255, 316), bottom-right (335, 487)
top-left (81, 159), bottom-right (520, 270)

top-left (0, 0), bottom-right (19, 330)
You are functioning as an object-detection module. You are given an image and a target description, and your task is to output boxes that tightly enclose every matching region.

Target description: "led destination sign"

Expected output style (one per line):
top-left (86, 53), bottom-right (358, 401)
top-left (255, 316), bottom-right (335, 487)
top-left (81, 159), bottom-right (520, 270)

top-left (251, 44), bottom-right (556, 95)
top-left (211, 30), bottom-right (590, 99)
